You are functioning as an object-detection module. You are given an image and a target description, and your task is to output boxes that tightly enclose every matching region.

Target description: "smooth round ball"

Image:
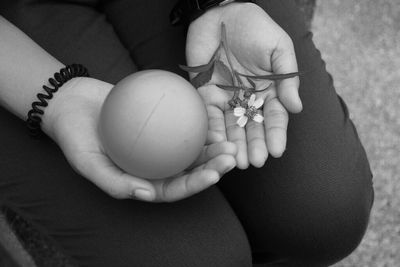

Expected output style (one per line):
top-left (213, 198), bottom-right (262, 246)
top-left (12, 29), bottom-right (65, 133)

top-left (99, 70), bottom-right (208, 179)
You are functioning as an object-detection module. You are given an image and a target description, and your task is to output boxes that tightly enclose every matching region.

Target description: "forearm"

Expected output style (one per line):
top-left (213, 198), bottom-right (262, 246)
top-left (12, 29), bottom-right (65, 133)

top-left (0, 15), bottom-right (64, 120)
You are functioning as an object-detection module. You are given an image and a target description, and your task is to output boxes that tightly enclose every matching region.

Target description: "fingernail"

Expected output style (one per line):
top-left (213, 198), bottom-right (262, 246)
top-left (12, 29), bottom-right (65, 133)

top-left (225, 164), bottom-right (236, 173)
top-left (295, 96), bottom-right (303, 112)
top-left (133, 189), bottom-right (154, 201)
top-left (208, 174), bottom-right (220, 184)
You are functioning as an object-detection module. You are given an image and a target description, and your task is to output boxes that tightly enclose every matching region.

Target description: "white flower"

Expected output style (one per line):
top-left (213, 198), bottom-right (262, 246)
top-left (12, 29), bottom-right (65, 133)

top-left (233, 94), bottom-right (264, 127)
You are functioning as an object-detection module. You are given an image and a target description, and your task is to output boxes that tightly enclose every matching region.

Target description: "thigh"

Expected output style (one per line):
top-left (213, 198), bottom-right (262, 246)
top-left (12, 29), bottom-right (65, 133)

top-left (217, 0), bottom-right (374, 266)
top-left (100, 0), bottom-right (188, 76)
top-left (0, 2), bottom-right (252, 266)
top-left (0, 134), bottom-right (251, 267)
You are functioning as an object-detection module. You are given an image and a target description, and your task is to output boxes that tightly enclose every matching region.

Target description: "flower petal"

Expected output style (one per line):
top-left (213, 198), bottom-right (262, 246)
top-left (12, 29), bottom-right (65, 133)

top-left (234, 107), bottom-right (246, 117)
top-left (253, 98), bottom-right (264, 109)
top-left (252, 114), bottom-right (264, 123)
top-left (237, 116), bottom-right (248, 127)
top-left (248, 94), bottom-right (256, 106)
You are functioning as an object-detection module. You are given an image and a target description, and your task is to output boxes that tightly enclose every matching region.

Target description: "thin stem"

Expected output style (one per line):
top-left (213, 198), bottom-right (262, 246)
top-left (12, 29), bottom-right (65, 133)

top-left (237, 71), bottom-right (305, 80)
top-left (221, 23), bottom-right (242, 99)
top-left (221, 24), bottom-right (237, 83)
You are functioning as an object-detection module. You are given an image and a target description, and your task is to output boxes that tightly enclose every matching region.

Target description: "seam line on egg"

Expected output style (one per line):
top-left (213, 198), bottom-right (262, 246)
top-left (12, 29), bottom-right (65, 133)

top-left (129, 93), bottom-right (166, 158)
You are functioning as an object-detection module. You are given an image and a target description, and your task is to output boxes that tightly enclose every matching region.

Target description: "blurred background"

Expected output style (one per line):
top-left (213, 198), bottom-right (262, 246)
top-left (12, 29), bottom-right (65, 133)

top-left (312, 0), bottom-right (400, 266)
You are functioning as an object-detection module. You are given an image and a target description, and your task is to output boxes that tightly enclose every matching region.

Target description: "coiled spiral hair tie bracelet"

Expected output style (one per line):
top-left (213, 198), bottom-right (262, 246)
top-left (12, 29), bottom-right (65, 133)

top-left (26, 64), bottom-right (89, 138)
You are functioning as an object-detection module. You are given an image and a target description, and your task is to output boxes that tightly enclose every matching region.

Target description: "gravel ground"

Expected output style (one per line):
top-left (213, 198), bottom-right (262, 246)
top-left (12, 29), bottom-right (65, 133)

top-left (311, 0), bottom-right (400, 266)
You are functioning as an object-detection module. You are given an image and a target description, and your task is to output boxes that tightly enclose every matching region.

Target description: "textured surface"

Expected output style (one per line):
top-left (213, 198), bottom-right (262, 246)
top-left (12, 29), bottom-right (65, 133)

top-left (312, 0), bottom-right (400, 266)
top-left (294, 0), bottom-right (317, 29)
top-left (2, 208), bottom-right (76, 267)
top-left (0, 213), bottom-right (35, 267)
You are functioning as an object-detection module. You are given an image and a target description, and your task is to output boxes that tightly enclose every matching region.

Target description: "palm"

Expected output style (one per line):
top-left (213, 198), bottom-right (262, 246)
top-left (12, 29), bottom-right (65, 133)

top-left (186, 2), bottom-right (302, 168)
top-left (48, 78), bottom-right (236, 202)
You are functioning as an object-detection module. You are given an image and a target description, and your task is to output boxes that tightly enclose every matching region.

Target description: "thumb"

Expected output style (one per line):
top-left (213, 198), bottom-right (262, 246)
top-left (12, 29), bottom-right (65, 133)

top-left (270, 34), bottom-right (302, 113)
top-left (74, 153), bottom-right (156, 201)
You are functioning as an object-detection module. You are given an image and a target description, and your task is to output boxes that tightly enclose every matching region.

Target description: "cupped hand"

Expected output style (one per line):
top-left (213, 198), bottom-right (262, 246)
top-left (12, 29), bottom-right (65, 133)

top-left (42, 77), bottom-right (237, 202)
top-left (186, 2), bottom-right (302, 169)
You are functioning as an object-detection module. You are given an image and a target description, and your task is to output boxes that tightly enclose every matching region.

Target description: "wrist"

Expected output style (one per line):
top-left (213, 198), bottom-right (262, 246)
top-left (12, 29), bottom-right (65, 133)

top-left (40, 77), bottom-right (84, 139)
top-left (26, 64), bottom-right (90, 138)
top-left (41, 77), bottom-right (111, 140)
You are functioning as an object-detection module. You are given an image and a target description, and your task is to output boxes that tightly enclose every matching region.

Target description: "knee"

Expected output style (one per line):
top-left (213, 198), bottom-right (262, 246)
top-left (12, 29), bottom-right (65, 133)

top-left (287, 125), bottom-right (375, 265)
top-left (256, 155), bottom-right (374, 266)
top-left (75, 191), bottom-right (253, 267)
top-left (291, 177), bottom-right (374, 266)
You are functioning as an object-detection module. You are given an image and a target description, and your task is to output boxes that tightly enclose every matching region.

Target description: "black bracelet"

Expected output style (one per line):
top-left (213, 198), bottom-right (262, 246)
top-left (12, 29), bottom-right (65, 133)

top-left (26, 64), bottom-right (89, 138)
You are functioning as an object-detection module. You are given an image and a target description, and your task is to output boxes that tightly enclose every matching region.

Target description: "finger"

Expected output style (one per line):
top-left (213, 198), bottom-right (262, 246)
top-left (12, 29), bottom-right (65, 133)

top-left (197, 85), bottom-right (230, 111)
top-left (198, 86), bottom-right (231, 143)
top-left (206, 105), bottom-right (227, 144)
top-left (263, 96), bottom-right (288, 158)
top-left (206, 130), bottom-right (225, 145)
top-left (154, 154), bottom-right (236, 202)
top-left (193, 153), bottom-right (236, 174)
top-left (246, 110), bottom-right (268, 168)
top-left (226, 110), bottom-right (249, 169)
top-left (193, 141), bottom-right (237, 167)
top-left (270, 34), bottom-right (302, 113)
top-left (74, 152), bottom-right (155, 201)
top-left (186, 21), bottom-right (221, 70)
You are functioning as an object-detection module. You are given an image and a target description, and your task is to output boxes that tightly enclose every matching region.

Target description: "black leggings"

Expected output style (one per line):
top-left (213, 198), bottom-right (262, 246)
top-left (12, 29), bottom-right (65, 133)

top-left (0, 0), bottom-right (374, 266)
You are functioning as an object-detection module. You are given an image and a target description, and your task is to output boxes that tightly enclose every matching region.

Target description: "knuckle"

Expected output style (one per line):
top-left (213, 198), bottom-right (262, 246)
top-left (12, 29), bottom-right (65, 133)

top-left (250, 136), bottom-right (266, 144)
top-left (267, 108), bottom-right (287, 117)
top-left (226, 123), bottom-right (242, 132)
top-left (265, 125), bottom-right (286, 132)
top-left (246, 121), bottom-right (262, 131)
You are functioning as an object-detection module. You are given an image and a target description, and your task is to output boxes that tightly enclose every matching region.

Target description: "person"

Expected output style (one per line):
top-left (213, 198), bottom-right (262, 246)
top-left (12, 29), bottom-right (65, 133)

top-left (0, 0), bottom-right (374, 266)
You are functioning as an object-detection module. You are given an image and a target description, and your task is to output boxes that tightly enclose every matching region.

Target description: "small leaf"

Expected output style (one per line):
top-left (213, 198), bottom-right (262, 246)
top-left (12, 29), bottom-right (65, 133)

top-left (179, 62), bottom-right (214, 73)
top-left (246, 77), bottom-right (256, 88)
top-left (233, 71), bottom-right (245, 86)
top-left (180, 42), bottom-right (221, 73)
top-left (237, 71), bottom-right (305, 80)
top-left (221, 22), bottom-right (228, 47)
top-left (214, 60), bottom-right (233, 85)
top-left (191, 64), bottom-right (215, 88)
top-left (215, 84), bottom-right (243, 92)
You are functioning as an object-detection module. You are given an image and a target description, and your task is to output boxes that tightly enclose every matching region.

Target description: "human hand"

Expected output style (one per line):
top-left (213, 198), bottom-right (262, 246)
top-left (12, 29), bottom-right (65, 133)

top-left (41, 77), bottom-right (237, 202)
top-left (186, 2), bottom-right (302, 169)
